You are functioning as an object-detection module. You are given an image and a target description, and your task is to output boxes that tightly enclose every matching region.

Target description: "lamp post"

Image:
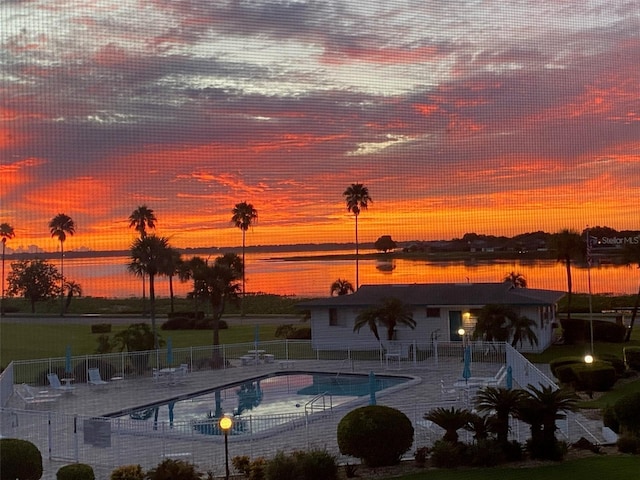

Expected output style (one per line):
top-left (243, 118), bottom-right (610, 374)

top-left (219, 415), bottom-right (233, 480)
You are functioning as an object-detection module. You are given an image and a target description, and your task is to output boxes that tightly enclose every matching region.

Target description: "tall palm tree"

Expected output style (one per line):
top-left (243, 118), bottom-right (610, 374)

top-left (353, 297), bottom-right (416, 342)
top-left (128, 206), bottom-right (157, 314)
top-left (128, 205), bottom-right (157, 238)
top-left (622, 242), bottom-right (640, 342)
top-left (330, 278), bottom-right (355, 296)
top-left (551, 229), bottom-right (584, 321)
top-left (1, 222), bottom-right (16, 316)
top-left (343, 183), bottom-right (372, 289)
top-left (128, 234), bottom-right (171, 349)
top-left (503, 271), bottom-right (527, 288)
top-left (49, 213), bottom-right (76, 316)
top-left (231, 201), bottom-right (258, 316)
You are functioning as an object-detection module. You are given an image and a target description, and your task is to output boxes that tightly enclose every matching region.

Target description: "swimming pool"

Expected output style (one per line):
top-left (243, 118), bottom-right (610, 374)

top-left (109, 371), bottom-right (412, 435)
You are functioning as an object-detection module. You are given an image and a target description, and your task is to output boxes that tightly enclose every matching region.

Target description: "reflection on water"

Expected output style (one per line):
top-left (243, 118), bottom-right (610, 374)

top-left (15, 249), bottom-right (638, 298)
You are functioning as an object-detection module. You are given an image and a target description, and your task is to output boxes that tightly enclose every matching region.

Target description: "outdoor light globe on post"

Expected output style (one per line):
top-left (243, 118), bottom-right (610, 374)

top-left (219, 415), bottom-right (233, 480)
top-left (584, 354), bottom-right (594, 364)
top-left (457, 328), bottom-right (465, 337)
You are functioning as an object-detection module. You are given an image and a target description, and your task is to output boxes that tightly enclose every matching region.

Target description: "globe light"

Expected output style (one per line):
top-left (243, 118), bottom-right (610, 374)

top-left (584, 354), bottom-right (594, 364)
top-left (457, 328), bottom-right (465, 336)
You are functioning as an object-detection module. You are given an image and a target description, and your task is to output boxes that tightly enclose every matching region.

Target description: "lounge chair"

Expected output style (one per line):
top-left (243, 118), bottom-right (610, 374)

top-left (47, 373), bottom-right (75, 392)
top-left (88, 368), bottom-right (109, 387)
top-left (14, 384), bottom-right (59, 406)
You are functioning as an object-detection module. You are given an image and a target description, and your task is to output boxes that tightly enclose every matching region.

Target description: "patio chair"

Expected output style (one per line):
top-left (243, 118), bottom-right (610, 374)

top-left (14, 384), bottom-right (60, 406)
top-left (23, 383), bottom-right (61, 399)
top-left (440, 379), bottom-right (459, 402)
top-left (88, 368), bottom-right (109, 387)
top-left (47, 373), bottom-right (75, 392)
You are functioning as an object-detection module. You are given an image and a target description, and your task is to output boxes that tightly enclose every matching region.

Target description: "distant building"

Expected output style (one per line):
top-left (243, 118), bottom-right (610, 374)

top-left (299, 282), bottom-right (565, 354)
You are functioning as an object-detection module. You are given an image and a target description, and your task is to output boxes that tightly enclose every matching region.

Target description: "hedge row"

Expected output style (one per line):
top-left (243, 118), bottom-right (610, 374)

top-left (560, 318), bottom-right (627, 344)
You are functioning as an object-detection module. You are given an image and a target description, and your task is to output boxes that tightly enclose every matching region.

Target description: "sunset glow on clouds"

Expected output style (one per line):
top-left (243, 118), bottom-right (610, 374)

top-left (1, 0), bottom-right (639, 253)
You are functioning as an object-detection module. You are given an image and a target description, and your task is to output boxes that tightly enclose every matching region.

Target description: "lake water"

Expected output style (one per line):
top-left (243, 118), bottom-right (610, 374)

top-left (16, 248), bottom-right (638, 298)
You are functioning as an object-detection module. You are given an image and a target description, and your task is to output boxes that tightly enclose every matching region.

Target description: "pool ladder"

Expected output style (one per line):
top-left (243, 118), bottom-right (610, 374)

top-left (304, 391), bottom-right (333, 415)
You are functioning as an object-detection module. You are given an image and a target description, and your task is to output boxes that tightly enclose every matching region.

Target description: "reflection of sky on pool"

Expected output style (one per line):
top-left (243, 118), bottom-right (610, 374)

top-left (116, 373), bottom-right (409, 428)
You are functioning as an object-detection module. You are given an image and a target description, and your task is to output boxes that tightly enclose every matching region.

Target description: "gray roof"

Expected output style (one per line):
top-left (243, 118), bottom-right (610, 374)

top-left (298, 282), bottom-right (565, 308)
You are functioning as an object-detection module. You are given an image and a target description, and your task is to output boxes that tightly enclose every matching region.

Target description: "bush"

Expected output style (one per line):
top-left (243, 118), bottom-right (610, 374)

top-left (527, 438), bottom-right (568, 461)
top-left (286, 327), bottom-right (311, 339)
top-left (56, 464), bottom-right (95, 480)
top-left (501, 440), bottom-right (524, 462)
top-left (550, 356), bottom-right (583, 377)
top-left (110, 465), bottom-right (145, 480)
top-left (430, 440), bottom-right (463, 469)
top-left (573, 363), bottom-right (617, 391)
top-left (614, 392), bottom-right (640, 436)
top-left (414, 446), bottom-right (429, 467)
top-left (167, 311), bottom-right (204, 320)
top-left (554, 364), bottom-right (579, 385)
top-left (624, 347), bottom-right (640, 371)
top-left (337, 405), bottom-right (414, 467)
top-left (465, 439), bottom-right (504, 467)
top-left (264, 451), bottom-right (299, 480)
top-left (560, 319), bottom-right (626, 344)
top-left (600, 353), bottom-right (626, 376)
top-left (91, 323), bottom-right (112, 334)
top-left (0, 438), bottom-right (43, 480)
top-left (602, 404), bottom-right (620, 434)
top-left (293, 450), bottom-right (338, 480)
top-left (616, 435), bottom-right (639, 454)
top-left (145, 459), bottom-right (203, 480)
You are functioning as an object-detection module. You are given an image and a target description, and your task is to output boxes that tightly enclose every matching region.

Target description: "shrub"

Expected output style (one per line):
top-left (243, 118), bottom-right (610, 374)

top-left (600, 353), bottom-right (626, 376)
top-left (527, 438), bottom-right (568, 461)
top-left (161, 317), bottom-right (191, 330)
top-left (465, 439), bottom-right (504, 467)
top-left (560, 319), bottom-right (626, 344)
top-left (430, 440), bottom-right (463, 469)
top-left (231, 456), bottom-right (251, 476)
top-left (145, 459), bottom-right (203, 480)
top-left (602, 404), bottom-right (620, 434)
top-left (56, 464), bottom-right (95, 480)
top-left (414, 446), bottom-right (429, 467)
top-left (292, 450), bottom-right (338, 480)
top-left (624, 347), bottom-right (640, 371)
top-left (248, 457), bottom-right (266, 480)
top-left (110, 465), bottom-right (145, 480)
top-left (167, 311), bottom-right (204, 320)
top-left (614, 391), bottom-right (640, 436)
top-left (573, 363), bottom-right (617, 391)
top-left (501, 440), bottom-right (524, 462)
top-left (264, 451), bottom-right (299, 480)
top-left (550, 356), bottom-right (583, 377)
top-left (0, 438), bottom-right (43, 480)
top-left (287, 327), bottom-right (312, 339)
top-left (337, 405), bottom-right (414, 467)
top-left (616, 435), bottom-right (639, 454)
top-left (91, 323), bottom-right (112, 334)
top-left (554, 364), bottom-right (579, 385)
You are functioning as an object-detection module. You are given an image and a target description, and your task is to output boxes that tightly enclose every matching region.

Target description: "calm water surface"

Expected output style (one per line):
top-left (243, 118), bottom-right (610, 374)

top-left (33, 248), bottom-right (639, 298)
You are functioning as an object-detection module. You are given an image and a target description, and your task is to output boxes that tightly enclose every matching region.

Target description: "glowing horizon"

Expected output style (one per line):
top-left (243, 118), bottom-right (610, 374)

top-left (2, 1), bottom-right (639, 254)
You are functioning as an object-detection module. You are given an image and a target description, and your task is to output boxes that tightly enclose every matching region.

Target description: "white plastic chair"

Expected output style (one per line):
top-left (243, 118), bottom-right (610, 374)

top-left (88, 368), bottom-right (109, 386)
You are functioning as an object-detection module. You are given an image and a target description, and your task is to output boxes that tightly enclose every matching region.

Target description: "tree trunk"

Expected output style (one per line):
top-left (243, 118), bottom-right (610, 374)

top-left (149, 273), bottom-right (158, 350)
top-left (565, 260), bottom-right (572, 321)
top-left (169, 274), bottom-right (175, 313)
top-left (355, 214), bottom-right (359, 290)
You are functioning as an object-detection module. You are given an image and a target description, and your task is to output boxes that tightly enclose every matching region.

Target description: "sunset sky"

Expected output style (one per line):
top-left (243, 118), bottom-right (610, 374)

top-left (2, 0), bottom-right (639, 254)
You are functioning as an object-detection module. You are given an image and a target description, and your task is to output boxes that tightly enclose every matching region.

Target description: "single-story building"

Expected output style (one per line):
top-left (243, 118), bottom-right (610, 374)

top-left (298, 281), bottom-right (565, 353)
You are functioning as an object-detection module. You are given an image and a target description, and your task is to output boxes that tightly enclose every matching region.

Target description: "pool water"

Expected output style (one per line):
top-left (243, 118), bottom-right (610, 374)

top-left (111, 372), bottom-right (410, 435)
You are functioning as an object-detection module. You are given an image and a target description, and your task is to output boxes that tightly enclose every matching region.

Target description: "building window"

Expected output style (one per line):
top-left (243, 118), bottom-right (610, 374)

top-left (329, 308), bottom-right (338, 326)
top-left (426, 308), bottom-right (440, 318)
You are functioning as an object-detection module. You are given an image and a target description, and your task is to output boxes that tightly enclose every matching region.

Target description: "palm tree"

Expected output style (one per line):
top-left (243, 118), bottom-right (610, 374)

top-left (622, 242), bottom-right (640, 342)
top-left (128, 234), bottom-right (171, 349)
top-left (472, 304), bottom-right (538, 348)
top-left (128, 205), bottom-right (157, 238)
top-left (343, 183), bottom-right (372, 289)
top-left (424, 406), bottom-right (473, 443)
top-left (475, 386), bottom-right (526, 444)
top-left (520, 384), bottom-right (578, 459)
top-left (551, 229), bottom-right (584, 321)
top-left (353, 297), bottom-right (416, 342)
top-left (162, 247), bottom-right (183, 314)
top-left (49, 213), bottom-right (76, 316)
top-left (128, 206), bottom-right (157, 314)
top-left (231, 201), bottom-right (258, 315)
top-left (1, 222), bottom-right (16, 316)
top-left (330, 278), bottom-right (355, 296)
top-left (504, 271), bottom-right (527, 288)
top-left (190, 253), bottom-right (243, 349)
top-left (64, 280), bottom-right (82, 312)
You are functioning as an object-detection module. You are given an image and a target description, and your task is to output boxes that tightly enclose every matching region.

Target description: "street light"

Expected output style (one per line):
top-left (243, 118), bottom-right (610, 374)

top-left (219, 415), bottom-right (233, 480)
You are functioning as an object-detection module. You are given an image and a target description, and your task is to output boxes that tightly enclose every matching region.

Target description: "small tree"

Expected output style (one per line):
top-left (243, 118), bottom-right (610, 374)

top-left (329, 278), bottom-right (354, 296)
top-left (353, 297), bottom-right (416, 341)
top-left (0, 438), bottom-right (43, 480)
top-left (374, 235), bottom-right (397, 253)
top-left (6, 259), bottom-right (62, 313)
top-left (424, 406), bottom-right (473, 443)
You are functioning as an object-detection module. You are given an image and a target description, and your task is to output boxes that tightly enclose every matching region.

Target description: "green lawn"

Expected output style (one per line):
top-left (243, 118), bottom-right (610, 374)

top-left (0, 322), bottom-right (280, 365)
top-left (382, 456), bottom-right (640, 480)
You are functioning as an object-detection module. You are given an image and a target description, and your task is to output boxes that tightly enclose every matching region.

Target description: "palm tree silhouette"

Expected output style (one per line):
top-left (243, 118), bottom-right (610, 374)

top-left (128, 206), bottom-right (157, 314)
top-left (551, 229), bottom-right (584, 321)
top-left (128, 205), bottom-right (157, 238)
top-left (353, 297), bottom-right (415, 342)
top-left (504, 271), bottom-right (527, 288)
top-left (1, 223), bottom-right (16, 316)
top-left (128, 234), bottom-right (171, 349)
top-left (49, 213), bottom-right (76, 316)
top-left (231, 201), bottom-right (258, 316)
top-left (330, 278), bottom-right (355, 296)
top-left (343, 183), bottom-right (372, 289)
